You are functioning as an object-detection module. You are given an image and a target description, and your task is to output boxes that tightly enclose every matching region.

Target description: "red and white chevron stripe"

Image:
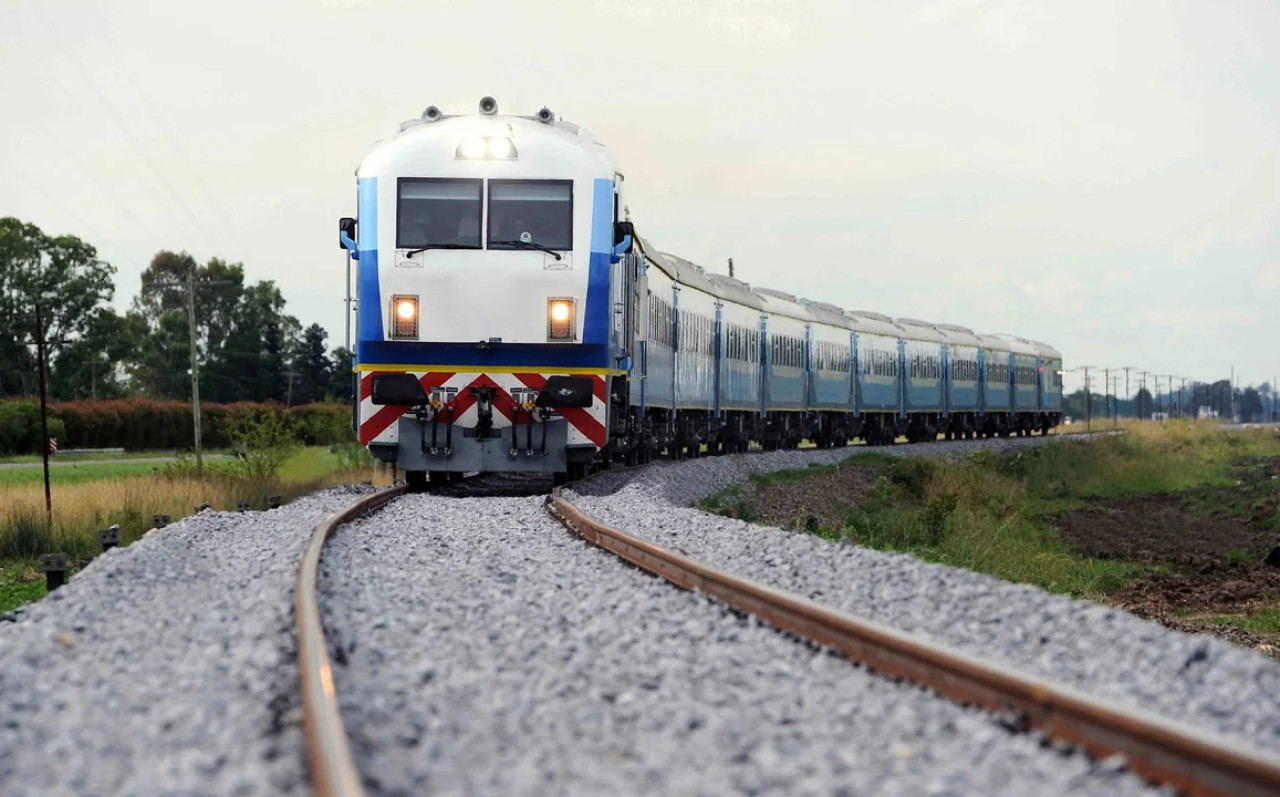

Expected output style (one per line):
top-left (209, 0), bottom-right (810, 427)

top-left (358, 370), bottom-right (608, 448)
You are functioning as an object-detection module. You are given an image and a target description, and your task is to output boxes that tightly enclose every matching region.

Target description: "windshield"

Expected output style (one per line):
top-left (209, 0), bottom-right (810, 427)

top-left (397, 178), bottom-right (481, 249)
top-left (488, 180), bottom-right (572, 251)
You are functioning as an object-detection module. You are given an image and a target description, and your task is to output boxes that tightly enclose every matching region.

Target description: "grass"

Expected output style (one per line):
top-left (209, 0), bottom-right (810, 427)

top-left (0, 445), bottom-right (391, 613)
top-left (0, 462), bottom-right (185, 486)
top-left (700, 421), bottom-right (1280, 599)
top-left (0, 449), bottom-right (232, 465)
top-left (1208, 604), bottom-right (1280, 635)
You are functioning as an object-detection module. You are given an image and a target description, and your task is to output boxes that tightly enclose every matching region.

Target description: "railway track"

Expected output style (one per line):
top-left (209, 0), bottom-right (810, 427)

top-left (296, 456), bottom-right (1280, 797)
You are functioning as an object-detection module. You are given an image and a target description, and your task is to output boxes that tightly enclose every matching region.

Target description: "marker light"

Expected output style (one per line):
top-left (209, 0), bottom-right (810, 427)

top-left (391, 295), bottom-right (419, 339)
top-left (547, 298), bottom-right (575, 341)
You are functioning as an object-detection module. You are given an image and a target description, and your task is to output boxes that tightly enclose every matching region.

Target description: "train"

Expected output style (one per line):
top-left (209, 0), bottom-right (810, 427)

top-left (340, 98), bottom-right (1063, 487)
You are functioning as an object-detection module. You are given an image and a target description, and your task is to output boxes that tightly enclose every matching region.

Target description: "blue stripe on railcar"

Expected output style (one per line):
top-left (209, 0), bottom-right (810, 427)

top-left (676, 351), bottom-right (715, 410)
top-left (981, 352), bottom-right (1011, 411)
top-left (904, 378), bottom-right (943, 412)
top-left (859, 375), bottom-right (898, 411)
top-left (721, 359), bottom-right (761, 410)
top-left (765, 366), bottom-right (806, 409)
top-left (811, 370), bottom-right (854, 409)
top-left (950, 381), bottom-right (980, 410)
top-left (645, 342), bottom-right (675, 409)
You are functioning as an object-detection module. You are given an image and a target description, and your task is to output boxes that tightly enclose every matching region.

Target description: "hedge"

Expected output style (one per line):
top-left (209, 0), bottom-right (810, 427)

top-left (0, 399), bottom-right (352, 455)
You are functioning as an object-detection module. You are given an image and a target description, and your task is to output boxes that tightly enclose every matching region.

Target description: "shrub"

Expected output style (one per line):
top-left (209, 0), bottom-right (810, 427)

top-left (230, 410), bottom-right (301, 483)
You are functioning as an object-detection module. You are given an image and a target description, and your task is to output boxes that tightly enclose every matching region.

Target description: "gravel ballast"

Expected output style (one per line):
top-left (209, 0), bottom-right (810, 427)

top-left (567, 436), bottom-right (1280, 754)
top-left (319, 491), bottom-right (1164, 795)
top-left (0, 488), bottom-right (374, 796)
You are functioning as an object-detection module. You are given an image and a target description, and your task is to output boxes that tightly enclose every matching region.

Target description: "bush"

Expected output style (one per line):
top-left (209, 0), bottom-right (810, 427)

top-left (0, 399), bottom-right (354, 454)
top-left (0, 401), bottom-right (66, 456)
top-left (230, 410), bottom-right (301, 483)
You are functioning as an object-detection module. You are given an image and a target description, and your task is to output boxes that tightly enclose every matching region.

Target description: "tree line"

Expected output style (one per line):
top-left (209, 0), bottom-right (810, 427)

top-left (1063, 380), bottom-right (1276, 422)
top-left (1, 217), bottom-right (352, 404)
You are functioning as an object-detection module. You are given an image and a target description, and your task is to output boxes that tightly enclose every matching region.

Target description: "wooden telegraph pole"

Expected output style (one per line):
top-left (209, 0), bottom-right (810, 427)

top-left (187, 266), bottom-right (204, 476)
top-left (35, 303), bottom-right (52, 526)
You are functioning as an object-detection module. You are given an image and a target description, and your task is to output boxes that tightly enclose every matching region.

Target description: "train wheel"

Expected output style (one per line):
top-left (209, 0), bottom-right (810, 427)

top-left (406, 470), bottom-right (427, 493)
top-left (429, 470), bottom-right (449, 484)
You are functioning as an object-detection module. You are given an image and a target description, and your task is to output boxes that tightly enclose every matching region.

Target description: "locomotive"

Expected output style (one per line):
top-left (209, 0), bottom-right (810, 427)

top-left (340, 98), bottom-right (1063, 487)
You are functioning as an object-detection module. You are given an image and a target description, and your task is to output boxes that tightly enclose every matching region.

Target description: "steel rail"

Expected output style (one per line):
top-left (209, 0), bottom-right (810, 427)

top-left (296, 485), bottom-right (407, 797)
top-left (548, 491), bottom-right (1280, 797)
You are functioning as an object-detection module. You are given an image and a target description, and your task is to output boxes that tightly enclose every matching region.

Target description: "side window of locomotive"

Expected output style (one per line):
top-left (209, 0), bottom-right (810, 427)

top-left (489, 180), bottom-right (572, 251)
top-left (397, 178), bottom-right (481, 249)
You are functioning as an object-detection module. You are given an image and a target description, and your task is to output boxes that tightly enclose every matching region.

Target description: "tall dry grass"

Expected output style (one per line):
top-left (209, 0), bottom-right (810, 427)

top-left (0, 465), bottom-right (394, 560)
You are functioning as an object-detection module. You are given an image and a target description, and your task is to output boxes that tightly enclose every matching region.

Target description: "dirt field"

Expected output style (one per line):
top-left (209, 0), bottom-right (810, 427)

top-left (1057, 456), bottom-right (1280, 655)
top-left (713, 451), bottom-right (1280, 658)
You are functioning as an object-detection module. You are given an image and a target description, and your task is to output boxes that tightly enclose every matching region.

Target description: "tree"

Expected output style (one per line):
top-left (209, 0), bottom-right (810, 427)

top-left (133, 251), bottom-right (245, 356)
top-left (202, 280), bottom-right (299, 402)
top-left (329, 346), bottom-right (354, 401)
top-left (128, 310), bottom-right (191, 399)
top-left (1240, 387), bottom-right (1263, 422)
top-left (50, 307), bottom-right (138, 399)
top-left (0, 218), bottom-right (115, 397)
top-left (291, 324), bottom-right (332, 405)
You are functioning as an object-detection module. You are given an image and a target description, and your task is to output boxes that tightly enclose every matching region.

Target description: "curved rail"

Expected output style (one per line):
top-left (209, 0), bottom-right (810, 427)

top-left (548, 491), bottom-right (1280, 797)
top-left (296, 485), bottom-right (407, 797)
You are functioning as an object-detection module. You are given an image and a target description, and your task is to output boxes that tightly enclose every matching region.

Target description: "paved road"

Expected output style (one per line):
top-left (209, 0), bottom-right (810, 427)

top-left (0, 455), bottom-right (231, 471)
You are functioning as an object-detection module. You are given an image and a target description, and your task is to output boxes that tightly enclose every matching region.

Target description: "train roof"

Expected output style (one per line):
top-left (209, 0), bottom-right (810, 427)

top-left (977, 334), bottom-right (1014, 353)
top-left (894, 318), bottom-right (946, 343)
top-left (990, 333), bottom-right (1039, 356)
top-left (636, 239), bottom-right (720, 295)
top-left (799, 299), bottom-right (852, 329)
top-left (755, 288), bottom-right (815, 323)
top-left (1030, 340), bottom-right (1063, 360)
top-left (705, 273), bottom-right (764, 310)
top-left (845, 311), bottom-right (904, 337)
top-left (933, 323), bottom-right (984, 347)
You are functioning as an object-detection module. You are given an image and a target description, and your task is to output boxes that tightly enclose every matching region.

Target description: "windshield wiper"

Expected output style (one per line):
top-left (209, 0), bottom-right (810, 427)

top-left (404, 243), bottom-right (475, 257)
top-left (489, 240), bottom-right (563, 260)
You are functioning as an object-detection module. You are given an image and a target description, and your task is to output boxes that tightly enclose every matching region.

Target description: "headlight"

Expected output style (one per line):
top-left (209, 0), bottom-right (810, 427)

top-left (547, 298), bottom-right (575, 341)
top-left (456, 136), bottom-right (517, 160)
top-left (392, 295), bottom-right (418, 339)
top-left (487, 137), bottom-right (515, 158)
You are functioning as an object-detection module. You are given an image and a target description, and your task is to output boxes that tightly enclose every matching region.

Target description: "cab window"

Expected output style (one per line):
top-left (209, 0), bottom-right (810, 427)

top-left (397, 178), bottom-right (481, 249)
top-left (488, 180), bottom-right (572, 251)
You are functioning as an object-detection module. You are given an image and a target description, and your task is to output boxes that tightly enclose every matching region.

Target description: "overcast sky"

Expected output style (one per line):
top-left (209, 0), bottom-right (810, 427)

top-left (2, 0), bottom-right (1277, 394)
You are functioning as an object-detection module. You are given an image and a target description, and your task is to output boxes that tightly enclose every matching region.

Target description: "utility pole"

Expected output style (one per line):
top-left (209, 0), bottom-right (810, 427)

top-left (1083, 366), bottom-right (1092, 431)
top-left (1112, 376), bottom-right (1120, 427)
top-left (187, 266), bottom-right (204, 476)
top-left (1104, 368), bottom-right (1111, 418)
top-left (728, 257), bottom-right (735, 279)
top-left (1122, 366), bottom-right (1132, 419)
top-left (35, 303), bottom-right (53, 527)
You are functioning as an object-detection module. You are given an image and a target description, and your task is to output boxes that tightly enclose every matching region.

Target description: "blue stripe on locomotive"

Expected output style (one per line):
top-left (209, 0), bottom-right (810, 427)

top-left (356, 177), bottom-right (381, 362)
top-left (583, 179), bottom-right (614, 346)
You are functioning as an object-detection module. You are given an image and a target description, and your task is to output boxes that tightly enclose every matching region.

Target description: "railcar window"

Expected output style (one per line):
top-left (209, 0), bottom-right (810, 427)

top-left (488, 180), bottom-right (572, 251)
top-left (397, 178), bottom-right (482, 249)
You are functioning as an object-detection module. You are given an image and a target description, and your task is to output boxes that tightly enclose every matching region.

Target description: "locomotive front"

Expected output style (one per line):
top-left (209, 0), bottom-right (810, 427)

top-left (343, 98), bottom-right (632, 485)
